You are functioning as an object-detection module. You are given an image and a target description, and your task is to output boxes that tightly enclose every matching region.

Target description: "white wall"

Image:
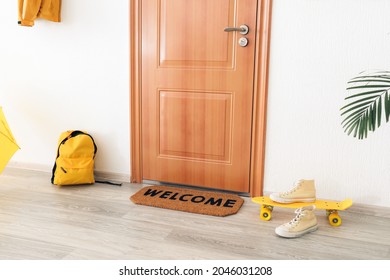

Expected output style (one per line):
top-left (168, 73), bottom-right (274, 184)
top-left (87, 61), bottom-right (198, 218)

top-left (1, 1), bottom-right (389, 207)
top-left (0, 1), bottom-right (130, 178)
top-left (264, 0), bottom-right (390, 207)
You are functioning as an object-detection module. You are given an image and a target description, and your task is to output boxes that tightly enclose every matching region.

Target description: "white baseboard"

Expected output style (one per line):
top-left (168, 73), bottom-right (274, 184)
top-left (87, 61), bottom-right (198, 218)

top-left (94, 170), bottom-right (130, 183)
top-left (7, 161), bottom-right (52, 173)
top-left (6, 161), bottom-right (130, 183)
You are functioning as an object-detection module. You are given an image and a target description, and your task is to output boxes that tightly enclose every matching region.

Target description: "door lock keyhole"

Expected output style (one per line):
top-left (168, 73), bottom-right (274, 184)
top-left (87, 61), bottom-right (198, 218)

top-left (238, 37), bottom-right (249, 47)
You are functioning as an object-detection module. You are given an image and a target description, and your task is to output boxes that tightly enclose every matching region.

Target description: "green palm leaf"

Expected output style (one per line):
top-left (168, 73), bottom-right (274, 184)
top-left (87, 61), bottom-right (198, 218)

top-left (341, 71), bottom-right (390, 139)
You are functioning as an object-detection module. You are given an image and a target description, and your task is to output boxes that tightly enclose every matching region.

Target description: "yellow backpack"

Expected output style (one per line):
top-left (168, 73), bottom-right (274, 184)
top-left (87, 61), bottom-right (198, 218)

top-left (51, 130), bottom-right (97, 186)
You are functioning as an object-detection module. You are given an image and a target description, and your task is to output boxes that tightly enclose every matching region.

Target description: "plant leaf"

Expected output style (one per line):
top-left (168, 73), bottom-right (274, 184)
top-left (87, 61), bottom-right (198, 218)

top-left (347, 120), bottom-right (358, 136)
top-left (363, 112), bottom-right (369, 138)
top-left (343, 112), bottom-right (365, 129)
top-left (353, 119), bottom-right (360, 138)
top-left (341, 108), bottom-right (367, 126)
top-left (345, 89), bottom-right (387, 100)
top-left (340, 95), bottom-right (379, 110)
top-left (371, 103), bottom-right (376, 131)
top-left (358, 113), bottom-right (365, 139)
top-left (385, 91), bottom-right (390, 122)
top-left (340, 101), bottom-right (373, 116)
top-left (341, 72), bottom-right (390, 139)
top-left (348, 79), bottom-right (390, 84)
top-left (377, 95), bottom-right (382, 128)
top-left (350, 73), bottom-right (390, 80)
top-left (347, 85), bottom-right (390, 90)
top-left (368, 106), bottom-right (372, 131)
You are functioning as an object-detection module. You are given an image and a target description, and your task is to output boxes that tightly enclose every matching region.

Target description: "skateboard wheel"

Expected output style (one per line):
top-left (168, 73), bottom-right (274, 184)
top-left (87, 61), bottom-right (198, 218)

top-left (260, 206), bottom-right (272, 221)
top-left (328, 213), bottom-right (342, 226)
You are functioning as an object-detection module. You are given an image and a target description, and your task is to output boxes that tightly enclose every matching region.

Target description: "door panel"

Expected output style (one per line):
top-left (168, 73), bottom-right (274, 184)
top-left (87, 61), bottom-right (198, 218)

top-left (158, 0), bottom-right (234, 68)
top-left (159, 90), bottom-right (232, 162)
top-left (142, 0), bottom-right (258, 192)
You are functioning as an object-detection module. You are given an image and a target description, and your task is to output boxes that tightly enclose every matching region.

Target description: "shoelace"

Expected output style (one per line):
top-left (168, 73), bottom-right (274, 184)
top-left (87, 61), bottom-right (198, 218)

top-left (280, 179), bottom-right (303, 195)
top-left (287, 208), bottom-right (306, 227)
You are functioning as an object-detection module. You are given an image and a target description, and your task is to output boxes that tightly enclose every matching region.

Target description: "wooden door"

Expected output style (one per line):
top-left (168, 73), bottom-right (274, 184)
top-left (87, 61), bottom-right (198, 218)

top-left (141, 0), bottom-right (258, 193)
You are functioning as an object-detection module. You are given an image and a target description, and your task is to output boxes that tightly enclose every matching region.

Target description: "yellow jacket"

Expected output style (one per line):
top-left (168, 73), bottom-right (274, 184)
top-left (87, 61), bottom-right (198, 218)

top-left (18, 0), bottom-right (62, 27)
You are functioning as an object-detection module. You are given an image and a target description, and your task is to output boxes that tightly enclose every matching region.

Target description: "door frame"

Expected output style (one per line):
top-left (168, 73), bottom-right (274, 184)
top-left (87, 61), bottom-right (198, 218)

top-left (130, 0), bottom-right (272, 197)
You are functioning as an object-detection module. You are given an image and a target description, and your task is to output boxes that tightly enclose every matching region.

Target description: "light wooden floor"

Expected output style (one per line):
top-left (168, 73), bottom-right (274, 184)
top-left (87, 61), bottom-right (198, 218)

top-left (0, 168), bottom-right (389, 260)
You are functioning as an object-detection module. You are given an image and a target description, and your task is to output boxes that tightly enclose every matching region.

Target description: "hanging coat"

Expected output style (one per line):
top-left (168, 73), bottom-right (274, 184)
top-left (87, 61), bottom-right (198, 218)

top-left (18, 0), bottom-right (62, 27)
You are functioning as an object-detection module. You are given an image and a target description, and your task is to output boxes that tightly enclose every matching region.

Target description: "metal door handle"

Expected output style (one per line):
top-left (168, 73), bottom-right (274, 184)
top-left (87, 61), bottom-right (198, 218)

top-left (224, 24), bottom-right (249, 35)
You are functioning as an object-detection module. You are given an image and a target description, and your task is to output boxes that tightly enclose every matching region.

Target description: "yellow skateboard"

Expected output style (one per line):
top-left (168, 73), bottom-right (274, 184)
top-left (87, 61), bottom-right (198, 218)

top-left (252, 196), bottom-right (353, 226)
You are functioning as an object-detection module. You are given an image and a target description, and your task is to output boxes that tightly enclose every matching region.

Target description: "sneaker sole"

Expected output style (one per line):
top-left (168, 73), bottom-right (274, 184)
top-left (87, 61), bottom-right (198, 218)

top-left (275, 224), bottom-right (319, 238)
top-left (269, 195), bottom-right (316, 204)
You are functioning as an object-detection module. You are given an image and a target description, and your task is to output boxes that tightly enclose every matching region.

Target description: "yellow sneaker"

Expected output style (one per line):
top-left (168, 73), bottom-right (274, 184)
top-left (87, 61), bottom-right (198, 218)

top-left (270, 179), bottom-right (316, 203)
top-left (275, 205), bottom-right (318, 238)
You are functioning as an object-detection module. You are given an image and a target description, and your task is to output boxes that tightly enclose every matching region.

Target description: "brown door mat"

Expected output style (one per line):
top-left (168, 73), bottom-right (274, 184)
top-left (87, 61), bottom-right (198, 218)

top-left (130, 185), bottom-right (244, 217)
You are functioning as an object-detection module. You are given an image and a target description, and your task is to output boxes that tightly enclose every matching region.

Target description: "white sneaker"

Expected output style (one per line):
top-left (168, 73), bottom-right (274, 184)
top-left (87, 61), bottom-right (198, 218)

top-left (270, 179), bottom-right (316, 203)
top-left (275, 205), bottom-right (318, 238)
